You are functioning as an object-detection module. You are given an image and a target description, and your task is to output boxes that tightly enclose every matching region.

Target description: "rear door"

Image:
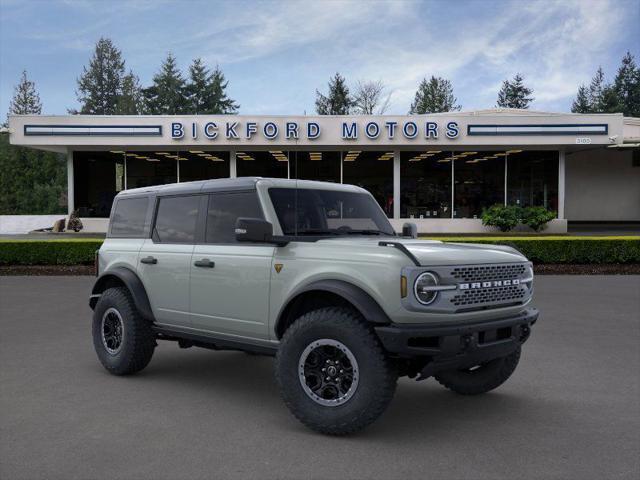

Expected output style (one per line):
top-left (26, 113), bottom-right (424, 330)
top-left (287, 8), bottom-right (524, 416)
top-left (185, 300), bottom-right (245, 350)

top-left (138, 194), bottom-right (203, 327)
top-left (190, 191), bottom-right (274, 339)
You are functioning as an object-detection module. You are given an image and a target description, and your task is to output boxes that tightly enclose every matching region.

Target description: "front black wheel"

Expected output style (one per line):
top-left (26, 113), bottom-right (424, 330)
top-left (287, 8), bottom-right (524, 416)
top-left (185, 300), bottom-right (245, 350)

top-left (434, 347), bottom-right (521, 395)
top-left (92, 287), bottom-right (155, 375)
top-left (275, 307), bottom-right (397, 435)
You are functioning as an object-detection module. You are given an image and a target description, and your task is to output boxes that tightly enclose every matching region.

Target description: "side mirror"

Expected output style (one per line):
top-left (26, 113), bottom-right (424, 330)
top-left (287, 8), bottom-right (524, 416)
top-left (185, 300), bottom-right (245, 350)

top-left (402, 222), bottom-right (418, 239)
top-left (235, 217), bottom-right (274, 243)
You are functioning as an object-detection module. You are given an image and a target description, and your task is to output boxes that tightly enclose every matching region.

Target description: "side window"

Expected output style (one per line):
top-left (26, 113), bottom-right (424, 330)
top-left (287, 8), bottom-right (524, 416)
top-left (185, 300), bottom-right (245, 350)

top-left (154, 195), bottom-right (200, 244)
top-left (206, 191), bottom-right (264, 243)
top-left (110, 197), bottom-right (149, 237)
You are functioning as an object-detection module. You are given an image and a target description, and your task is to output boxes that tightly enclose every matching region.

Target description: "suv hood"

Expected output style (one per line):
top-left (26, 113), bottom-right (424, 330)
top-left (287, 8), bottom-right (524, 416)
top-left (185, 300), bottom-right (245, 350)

top-left (315, 237), bottom-right (527, 266)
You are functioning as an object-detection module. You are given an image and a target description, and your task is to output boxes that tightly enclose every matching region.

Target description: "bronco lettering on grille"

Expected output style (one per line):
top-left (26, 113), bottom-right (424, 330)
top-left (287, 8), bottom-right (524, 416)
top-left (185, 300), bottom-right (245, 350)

top-left (459, 279), bottom-right (520, 290)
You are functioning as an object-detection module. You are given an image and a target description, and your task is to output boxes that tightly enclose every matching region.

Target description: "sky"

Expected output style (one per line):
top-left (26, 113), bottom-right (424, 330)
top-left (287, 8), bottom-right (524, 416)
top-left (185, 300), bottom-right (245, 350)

top-left (0, 0), bottom-right (638, 117)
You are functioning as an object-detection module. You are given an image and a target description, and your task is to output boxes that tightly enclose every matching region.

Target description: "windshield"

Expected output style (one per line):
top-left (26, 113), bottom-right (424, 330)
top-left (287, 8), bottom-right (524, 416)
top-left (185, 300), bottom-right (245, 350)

top-left (269, 188), bottom-right (396, 237)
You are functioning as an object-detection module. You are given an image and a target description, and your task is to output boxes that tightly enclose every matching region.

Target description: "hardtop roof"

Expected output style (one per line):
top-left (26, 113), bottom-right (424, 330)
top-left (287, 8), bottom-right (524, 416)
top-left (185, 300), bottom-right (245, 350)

top-left (116, 177), bottom-right (366, 198)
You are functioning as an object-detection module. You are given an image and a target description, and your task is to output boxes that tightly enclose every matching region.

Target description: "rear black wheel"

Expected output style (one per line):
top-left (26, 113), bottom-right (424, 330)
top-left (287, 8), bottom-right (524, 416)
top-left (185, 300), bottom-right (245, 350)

top-left (92, 287), bottom-right (155, 375)
top-left (275, 307), bottom-right (397, 435)
top-left (434, 347), bottom-right (521, 395)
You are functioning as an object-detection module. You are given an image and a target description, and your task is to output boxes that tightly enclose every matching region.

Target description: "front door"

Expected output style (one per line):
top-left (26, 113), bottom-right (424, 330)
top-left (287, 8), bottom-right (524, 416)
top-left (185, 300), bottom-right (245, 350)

top-left (190, 191), bottom-right (274, 340)
top-left (138, 194), bottom-right (201, 327)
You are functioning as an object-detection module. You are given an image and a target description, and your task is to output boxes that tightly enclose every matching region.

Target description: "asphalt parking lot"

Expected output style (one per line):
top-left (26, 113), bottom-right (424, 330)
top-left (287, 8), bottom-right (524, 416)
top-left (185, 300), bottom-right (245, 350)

top-left (1, 276), bottom-right (639, 480)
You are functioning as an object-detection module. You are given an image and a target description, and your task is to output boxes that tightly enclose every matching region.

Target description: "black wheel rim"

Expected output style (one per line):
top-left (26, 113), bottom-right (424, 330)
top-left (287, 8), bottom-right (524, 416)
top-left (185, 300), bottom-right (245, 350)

top-left (298, 339), bottom-right (359, 407)
top-left (101, 307), bottom-right (124, 355)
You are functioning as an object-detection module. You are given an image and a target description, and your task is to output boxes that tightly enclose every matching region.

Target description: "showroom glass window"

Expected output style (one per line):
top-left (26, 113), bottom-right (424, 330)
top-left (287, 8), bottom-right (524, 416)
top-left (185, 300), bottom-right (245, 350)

top-left (507, 150), bottom-right (558, 212)
top-left (174, 151), bottom-right (230, 182)
top-left (453, 151), bottom-right (505, 218)
top-left (401, 151), bottom-right (452, 218)
top-left (73, 151), bottom-right (125, 217)
top-left (290, 151), bottom-right (341, 183)
top-left (236, 151), bottom-right (289, 178)
top-left (126, 152), bottom-right (177, 190)
top-left (342, 151), bottom-right (394, 218)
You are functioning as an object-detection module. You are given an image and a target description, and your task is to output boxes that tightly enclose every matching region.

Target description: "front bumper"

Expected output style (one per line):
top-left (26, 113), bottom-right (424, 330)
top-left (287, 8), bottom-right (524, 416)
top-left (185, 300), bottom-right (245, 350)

top-left (375, 308), bottom-right (538, 379)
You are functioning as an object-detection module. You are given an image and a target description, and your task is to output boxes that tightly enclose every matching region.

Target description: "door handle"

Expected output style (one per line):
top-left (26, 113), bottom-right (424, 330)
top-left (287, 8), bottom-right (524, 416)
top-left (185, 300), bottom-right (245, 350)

top-left (194, 259), bottom-right (215, 268)
top-left (140, 256), bottom-right (157, 265)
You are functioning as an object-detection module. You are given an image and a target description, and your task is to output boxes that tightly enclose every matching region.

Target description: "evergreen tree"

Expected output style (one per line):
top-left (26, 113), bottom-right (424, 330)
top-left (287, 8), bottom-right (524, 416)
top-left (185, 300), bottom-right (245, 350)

top-left (315, 73), bottom-right (353, 115)
top-left (207, 65), bottom-right (239, 114)
top-left (8, 70), bottom-right (42, 116)
top-left (409, 76), bottom-right (460, 114)
top-left (143, 53), bottom-right (188, 114)
top-left (75, 37), bottom-right (126, 114)
top-left (1, 71), bottom-right (66, 214)
top-left (496, 74), bottom-right (534, 109)
top-left (185, 59), bottom-right (239, 114)
top-left (613, 51), bottom-right (640, 117)
top-left (116, 71), bottom-right (144, 114)
top-left (186, 58), bottom-right (209, 114)
top-left (587, 66), bottom-right (607, 112)
top-left (571, 85), bottom-right (591, 113)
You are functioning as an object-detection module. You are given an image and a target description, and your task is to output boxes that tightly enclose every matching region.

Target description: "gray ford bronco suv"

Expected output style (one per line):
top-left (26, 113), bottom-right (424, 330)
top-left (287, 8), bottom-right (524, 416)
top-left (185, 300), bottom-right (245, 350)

top-left (90, 177), bottom-right (537, 435)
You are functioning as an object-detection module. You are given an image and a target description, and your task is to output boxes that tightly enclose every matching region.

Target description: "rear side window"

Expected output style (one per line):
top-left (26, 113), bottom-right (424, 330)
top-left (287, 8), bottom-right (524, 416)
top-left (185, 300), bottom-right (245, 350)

top-left (154, 195), bottom-right (200, 243)
top-left (206, 191), bottom-right (263, 243)
top-left (110, 197), bottom-right (149, 237)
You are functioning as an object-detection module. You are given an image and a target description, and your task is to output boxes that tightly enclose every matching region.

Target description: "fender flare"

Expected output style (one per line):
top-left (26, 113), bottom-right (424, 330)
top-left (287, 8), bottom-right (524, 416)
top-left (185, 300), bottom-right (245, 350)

top-left (275, 279), bottom-right (391, 337)
top-left (89, 267), bottom-right (155, 322)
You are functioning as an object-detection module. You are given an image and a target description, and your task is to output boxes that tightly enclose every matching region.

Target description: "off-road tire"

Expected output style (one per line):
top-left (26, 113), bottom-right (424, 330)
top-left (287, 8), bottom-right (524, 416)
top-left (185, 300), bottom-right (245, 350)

top-left (92, 287), bottom-right (155, 375)
top-left (275, 307), bottom-right (397, 435)
top-left (434, 347), bottom-right (521, 395)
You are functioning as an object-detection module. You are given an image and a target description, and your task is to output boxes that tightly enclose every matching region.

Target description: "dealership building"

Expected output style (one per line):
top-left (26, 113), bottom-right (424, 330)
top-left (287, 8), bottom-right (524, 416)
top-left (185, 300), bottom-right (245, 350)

top-left (7, 109), bottom-right (640, 233)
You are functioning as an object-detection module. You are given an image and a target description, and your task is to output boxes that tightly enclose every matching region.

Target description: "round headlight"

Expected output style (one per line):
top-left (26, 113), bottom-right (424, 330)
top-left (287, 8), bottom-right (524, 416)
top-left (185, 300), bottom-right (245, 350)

top-left (414, 272), bottom-right (439, 305)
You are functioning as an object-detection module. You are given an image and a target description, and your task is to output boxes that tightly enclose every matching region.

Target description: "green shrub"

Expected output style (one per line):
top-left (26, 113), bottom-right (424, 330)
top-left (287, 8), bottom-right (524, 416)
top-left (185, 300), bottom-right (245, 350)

top-left (521, 206), bottom-right (556, 232)
top-left (0, 240), bottom-right (103, 265)
top-left (481, 205), bottom-right (520, 232)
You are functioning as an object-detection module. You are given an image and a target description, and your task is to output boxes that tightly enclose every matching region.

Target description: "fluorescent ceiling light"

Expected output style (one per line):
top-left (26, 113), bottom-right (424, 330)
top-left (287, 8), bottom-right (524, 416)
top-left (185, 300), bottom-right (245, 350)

top-left (189, 150), bottom-right (204, 154)
top-left (110, 150), bottom-right (125, 154)
top-left (507, 150), bottom-right (523, 154)
top-left (427, 150), bottom-right (441, 154)
top-left (155, 152), bottom-right (170, 155)
top-left (146, 158), bottom-right (160, 162)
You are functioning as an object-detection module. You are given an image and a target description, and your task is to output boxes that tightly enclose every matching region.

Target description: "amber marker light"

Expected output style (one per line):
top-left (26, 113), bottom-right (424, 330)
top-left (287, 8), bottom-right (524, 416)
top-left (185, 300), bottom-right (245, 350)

top-left (401, 276), bottom-right (408, 298)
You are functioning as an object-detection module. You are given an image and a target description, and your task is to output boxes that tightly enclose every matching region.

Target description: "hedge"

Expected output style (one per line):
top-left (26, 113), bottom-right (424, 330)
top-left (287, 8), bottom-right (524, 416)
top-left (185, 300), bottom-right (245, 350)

top-left (421, 236), bottom-right (640, 264)
top-left (0, 237), bottom-right (639, 265)
top-left (0, 239), bottom-right (103, 265)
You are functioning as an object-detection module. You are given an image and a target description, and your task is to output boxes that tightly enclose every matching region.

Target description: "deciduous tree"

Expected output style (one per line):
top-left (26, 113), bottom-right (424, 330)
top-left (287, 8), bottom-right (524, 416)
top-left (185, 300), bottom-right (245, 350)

top-left (353, 80), bottom-right (391, 114)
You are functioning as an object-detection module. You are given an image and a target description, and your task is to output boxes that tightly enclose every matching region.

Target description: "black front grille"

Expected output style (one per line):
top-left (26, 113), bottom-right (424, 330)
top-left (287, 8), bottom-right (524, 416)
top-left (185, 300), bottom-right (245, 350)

top-left (451, 264), bottom-right (527, 283)
top-left (451, 285), bottom-right (526, 307)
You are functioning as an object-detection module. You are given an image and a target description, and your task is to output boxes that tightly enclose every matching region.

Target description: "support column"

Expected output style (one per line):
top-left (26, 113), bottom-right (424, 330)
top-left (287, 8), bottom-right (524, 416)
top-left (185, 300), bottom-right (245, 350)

top-left (229, 150), bottom-right (237, 178)
top-left (504, 155), bottom-right (508, 205)
top-left (393, 150), bottom-right (400, 219)
top-left (558, 149), bottom-right (566, 219)
top-left (66, 149), bottom-right (74, 216)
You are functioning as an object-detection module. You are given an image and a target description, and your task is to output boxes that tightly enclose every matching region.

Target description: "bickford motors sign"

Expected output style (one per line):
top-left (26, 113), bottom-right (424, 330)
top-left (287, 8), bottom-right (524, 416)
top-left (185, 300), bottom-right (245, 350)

top-left (171, 119), bottom-right (461, 141)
